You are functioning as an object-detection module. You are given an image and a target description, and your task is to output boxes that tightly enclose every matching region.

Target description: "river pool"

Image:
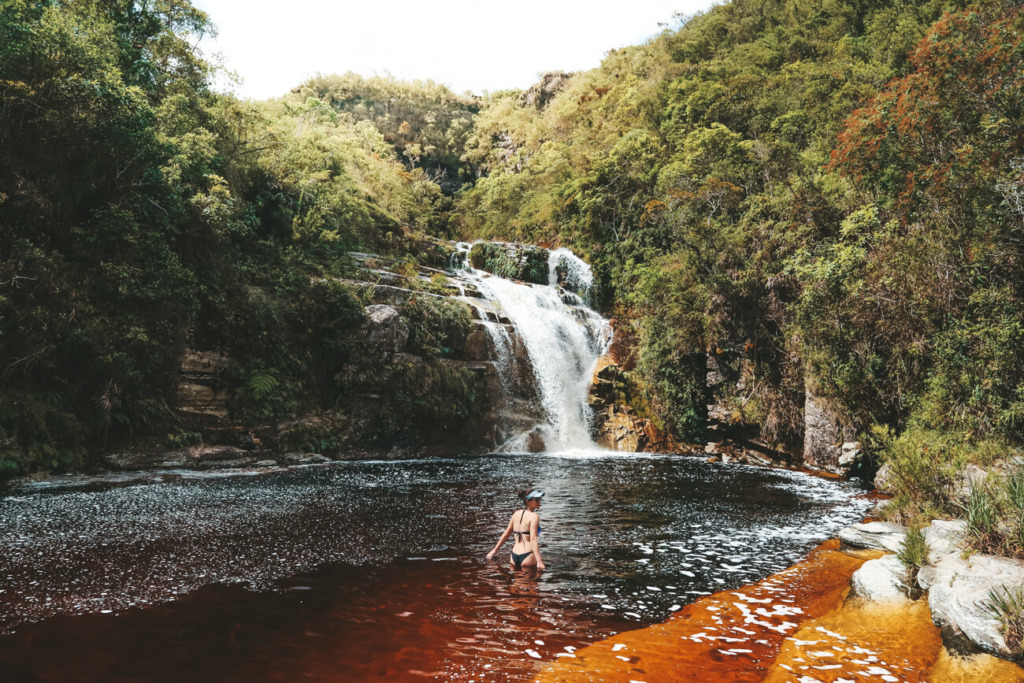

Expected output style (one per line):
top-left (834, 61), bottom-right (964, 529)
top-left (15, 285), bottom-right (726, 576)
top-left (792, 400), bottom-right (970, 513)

top-left (0, 453), bottom-right (872, 681)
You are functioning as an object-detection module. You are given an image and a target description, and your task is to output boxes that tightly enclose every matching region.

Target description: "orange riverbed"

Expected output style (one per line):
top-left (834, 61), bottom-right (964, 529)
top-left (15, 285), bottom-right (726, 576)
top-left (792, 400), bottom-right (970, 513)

top-left (535, 539), bottom-right (1024, 682)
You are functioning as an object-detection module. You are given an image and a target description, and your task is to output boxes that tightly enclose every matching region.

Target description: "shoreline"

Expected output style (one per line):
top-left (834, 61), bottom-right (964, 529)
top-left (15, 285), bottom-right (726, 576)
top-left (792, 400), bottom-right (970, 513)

top-left (534, 531), bottom-right (1024, 682)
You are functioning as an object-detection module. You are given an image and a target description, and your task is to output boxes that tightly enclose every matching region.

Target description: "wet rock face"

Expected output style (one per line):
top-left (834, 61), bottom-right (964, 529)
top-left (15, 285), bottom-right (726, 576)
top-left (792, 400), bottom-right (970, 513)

top-left (175, 349), bottom-right (232, 420)
top-left (587, 360), bottom-right (678, 453)
top-left (803, 387), bottom-right (843, 471)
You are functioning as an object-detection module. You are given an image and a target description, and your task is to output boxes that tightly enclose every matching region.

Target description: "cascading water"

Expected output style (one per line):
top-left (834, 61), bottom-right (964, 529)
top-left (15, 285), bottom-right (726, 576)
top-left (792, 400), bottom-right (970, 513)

top-left (452, 243), bottom-right (612, 452)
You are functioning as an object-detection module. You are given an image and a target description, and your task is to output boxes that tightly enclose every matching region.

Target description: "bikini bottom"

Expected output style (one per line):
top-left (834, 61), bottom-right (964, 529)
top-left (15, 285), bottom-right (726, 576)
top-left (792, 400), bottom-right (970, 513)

top-left (510, 550), bottom-right (533, 570)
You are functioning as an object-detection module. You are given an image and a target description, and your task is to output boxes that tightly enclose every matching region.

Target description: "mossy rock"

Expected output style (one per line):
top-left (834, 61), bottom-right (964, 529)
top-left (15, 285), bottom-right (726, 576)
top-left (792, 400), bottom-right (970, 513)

top-left (468, 242), bottom-right (549, 285)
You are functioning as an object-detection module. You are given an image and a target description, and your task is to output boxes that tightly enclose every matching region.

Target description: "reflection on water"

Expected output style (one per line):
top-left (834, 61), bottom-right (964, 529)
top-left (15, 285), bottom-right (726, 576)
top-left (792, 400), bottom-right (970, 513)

top-left (0, 453), bottom-right (872, 680)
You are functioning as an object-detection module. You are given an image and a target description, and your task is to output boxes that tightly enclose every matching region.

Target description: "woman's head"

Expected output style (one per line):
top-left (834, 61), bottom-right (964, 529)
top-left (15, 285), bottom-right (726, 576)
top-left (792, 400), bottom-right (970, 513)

top-left (519, 487), bottom-right (544, 508)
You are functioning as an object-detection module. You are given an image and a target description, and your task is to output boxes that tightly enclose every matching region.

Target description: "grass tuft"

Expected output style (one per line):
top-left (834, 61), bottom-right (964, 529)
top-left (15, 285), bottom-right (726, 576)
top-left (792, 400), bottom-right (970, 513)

top-left (964, 484), bottom-right (1000, 554)
top-left (985, 584), bottom-right (1024, 656)
top-left (896, 525), bottom-right (929, 598)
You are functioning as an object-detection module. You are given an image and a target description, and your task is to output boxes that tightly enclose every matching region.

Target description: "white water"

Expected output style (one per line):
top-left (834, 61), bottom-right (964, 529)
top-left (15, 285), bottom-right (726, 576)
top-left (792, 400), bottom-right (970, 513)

top-left (548, 247), bottom-right (594, 297)
top-left (453, 243), bottom-right (612, 451)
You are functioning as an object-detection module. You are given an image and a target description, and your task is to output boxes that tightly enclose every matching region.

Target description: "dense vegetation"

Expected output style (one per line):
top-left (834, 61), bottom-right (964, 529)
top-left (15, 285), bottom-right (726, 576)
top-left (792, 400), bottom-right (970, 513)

top-left (455, 0), bottom-right (1024, 549)
top-left (3, 0), bottom-right (1024, 555)
top-left (0, 0), bottom-right (475, 472)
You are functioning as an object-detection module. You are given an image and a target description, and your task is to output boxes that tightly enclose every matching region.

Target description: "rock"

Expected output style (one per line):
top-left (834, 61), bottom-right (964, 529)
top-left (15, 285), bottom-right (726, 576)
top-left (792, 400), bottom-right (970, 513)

top-left (526, 428), bottom-right (546, 453)
top-left (839, 441), bottom-right (861, 467)
top-left (803, 387), bottom-right (843, 470)
top-left (281, 452), bottom-right (332, 465)
top-left (520, 71), bottom-right (573, 109)
top-left (838, 522), bottom-right (907, 552)
top-left (193, 444), bottom-right (251, 462)
top-left (464, 326), bottom-right (491, 361)
top-left (362, 304), bottom-right (408, 356)
top-left (706, 354), bottom-right (724, 390)
top-left (922, 553), bottom-right (1024, 659)
top-left (956, 463), bottom-right (990, 504)
top-left (874, 462), bottom-right (895, 494)
top-left (253, 460), bottom-right (278, 467)
top-left (868, 499), bottom-right (893, 517)
top-left (175, 349), bottom-right (232, 420)
top-left (923, 520), bottom-right (967, 559)
top-left (595, 362), bottom-right (623, 383)
top-left (850, 554), bottom-right (911, 603)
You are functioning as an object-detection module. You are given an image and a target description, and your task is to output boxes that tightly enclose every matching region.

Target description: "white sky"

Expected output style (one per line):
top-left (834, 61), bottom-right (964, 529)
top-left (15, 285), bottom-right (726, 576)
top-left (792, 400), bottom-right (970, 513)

top-left (193, 0), bottom-right (716, 100)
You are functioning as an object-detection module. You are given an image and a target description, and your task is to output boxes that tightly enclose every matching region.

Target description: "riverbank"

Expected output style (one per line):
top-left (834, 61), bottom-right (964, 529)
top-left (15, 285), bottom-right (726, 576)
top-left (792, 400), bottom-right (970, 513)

top-left (535, 531), bottom-right (1024, 682)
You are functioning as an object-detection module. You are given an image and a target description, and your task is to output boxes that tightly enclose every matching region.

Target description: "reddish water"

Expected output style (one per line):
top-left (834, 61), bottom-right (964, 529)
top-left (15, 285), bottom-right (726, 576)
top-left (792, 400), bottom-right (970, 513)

top-left (0, 455), bottom-right (874, 681)
top-left (0, 557), bottom-right (632, 682)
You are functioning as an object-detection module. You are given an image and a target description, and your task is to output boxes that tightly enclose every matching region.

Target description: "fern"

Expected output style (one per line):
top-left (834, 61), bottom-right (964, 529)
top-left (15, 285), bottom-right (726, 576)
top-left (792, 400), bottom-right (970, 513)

top-left (248, 370), bottom-right (279, 400)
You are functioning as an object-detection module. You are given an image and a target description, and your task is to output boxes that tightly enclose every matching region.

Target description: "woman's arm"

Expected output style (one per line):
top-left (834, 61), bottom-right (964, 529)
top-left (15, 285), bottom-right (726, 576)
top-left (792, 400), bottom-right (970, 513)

top-left (486, 519), bottom-right (514, 559)
top-left (531, 514), bottom-right (544, 570)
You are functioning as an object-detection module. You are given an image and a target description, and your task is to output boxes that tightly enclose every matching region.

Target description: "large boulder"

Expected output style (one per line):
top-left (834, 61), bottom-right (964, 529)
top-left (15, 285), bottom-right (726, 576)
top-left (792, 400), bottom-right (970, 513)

top-left (923, 519), bottom-right (967, 560)
top-left (850, 554), bottom-right (912, 603)
top-left (920, 552), bottom-right (1024, 659)
top-left (362, 304), bottom-right (409, 357)
top-left (838, 521), bottom-right (907, 552)
top-left (874, 461), bottom-right (896, 494)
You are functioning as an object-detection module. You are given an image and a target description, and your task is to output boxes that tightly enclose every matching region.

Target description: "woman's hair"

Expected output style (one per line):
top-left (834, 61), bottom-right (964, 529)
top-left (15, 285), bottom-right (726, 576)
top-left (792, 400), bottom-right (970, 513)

top-left (518, 487), bottom-right (535, 502)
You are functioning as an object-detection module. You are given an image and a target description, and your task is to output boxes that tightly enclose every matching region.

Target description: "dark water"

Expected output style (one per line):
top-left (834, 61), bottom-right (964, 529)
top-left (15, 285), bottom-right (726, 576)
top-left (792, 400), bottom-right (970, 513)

top-left (0, 453), bottom-right (871, 681)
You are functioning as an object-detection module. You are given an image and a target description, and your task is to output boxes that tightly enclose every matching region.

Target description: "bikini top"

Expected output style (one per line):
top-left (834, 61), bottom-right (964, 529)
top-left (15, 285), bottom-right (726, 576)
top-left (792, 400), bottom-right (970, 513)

top-left (513, 508), bottom-right (541, 540)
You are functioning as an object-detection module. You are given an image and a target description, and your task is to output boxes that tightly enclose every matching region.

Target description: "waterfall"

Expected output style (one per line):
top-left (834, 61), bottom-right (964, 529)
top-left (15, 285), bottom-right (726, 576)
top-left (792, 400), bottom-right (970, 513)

top-left (453, 243), bottom-right (612, 452)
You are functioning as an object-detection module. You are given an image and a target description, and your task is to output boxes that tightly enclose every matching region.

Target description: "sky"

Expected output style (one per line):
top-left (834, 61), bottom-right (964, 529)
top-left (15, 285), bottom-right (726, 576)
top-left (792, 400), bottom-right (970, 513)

top-left (192, 0), bottom-right (716, 100)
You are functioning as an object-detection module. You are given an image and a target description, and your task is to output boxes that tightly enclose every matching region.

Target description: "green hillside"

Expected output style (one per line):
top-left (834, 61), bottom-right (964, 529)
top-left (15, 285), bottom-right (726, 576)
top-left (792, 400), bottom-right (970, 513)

top-left (2, 0), bottom-right (1023, 554)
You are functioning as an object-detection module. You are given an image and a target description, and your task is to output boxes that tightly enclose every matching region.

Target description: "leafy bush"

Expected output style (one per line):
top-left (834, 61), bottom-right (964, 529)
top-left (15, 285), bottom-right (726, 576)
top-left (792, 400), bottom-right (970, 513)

top-left (878, 429), bottom-right (967, 522)
top-left (635, 317), bottom-right (707, 442)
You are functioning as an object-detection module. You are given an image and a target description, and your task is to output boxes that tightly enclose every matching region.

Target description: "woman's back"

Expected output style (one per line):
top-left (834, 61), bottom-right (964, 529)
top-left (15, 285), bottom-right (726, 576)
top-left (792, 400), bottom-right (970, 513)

top-left (510, 508), bottom-right (538, 551)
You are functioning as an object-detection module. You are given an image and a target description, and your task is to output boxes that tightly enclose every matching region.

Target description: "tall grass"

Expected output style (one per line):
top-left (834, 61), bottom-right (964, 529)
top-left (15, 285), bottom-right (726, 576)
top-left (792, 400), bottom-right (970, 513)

top-left (896, 525), bottom-right (929, 599)
top-left (964, 484), bottom-right (1000, 553)
top-left (985, 585), bottom-right (1024, 657)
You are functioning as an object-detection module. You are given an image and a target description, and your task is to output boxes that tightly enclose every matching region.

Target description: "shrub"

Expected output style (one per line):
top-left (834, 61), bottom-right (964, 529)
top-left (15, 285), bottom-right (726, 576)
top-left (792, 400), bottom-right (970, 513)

top-left (878, 428), bottom-right (966, 522)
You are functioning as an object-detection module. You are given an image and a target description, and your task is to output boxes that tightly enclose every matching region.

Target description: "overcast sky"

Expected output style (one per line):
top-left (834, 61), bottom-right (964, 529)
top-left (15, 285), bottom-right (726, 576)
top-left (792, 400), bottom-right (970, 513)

top-left (193, 0), bottom-right (716, 100)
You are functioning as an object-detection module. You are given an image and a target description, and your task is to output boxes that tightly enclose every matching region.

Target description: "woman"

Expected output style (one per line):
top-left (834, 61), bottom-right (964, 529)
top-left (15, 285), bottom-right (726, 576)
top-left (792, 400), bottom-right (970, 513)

top-left (486, 488), bottom-right (545, 571)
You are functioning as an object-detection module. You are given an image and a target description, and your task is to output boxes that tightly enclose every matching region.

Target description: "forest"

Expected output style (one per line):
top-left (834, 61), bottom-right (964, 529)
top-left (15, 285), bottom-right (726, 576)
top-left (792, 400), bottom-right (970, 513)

top-left (2, 0), bottom-right (1023, 553)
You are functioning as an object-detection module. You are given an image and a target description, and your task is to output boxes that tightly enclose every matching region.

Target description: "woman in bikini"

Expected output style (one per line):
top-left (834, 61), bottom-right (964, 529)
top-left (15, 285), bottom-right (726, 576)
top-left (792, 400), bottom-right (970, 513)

top-left (486, 488), bottom-right (545, 571)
